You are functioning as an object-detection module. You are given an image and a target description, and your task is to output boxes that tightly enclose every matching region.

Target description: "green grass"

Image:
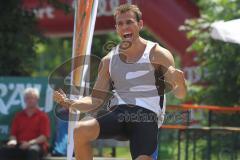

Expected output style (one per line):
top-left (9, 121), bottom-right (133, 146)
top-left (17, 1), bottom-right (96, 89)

top-left (116, 147), bottom-right (131, 159)
top-left (93, 147), bottom-right (131, 159)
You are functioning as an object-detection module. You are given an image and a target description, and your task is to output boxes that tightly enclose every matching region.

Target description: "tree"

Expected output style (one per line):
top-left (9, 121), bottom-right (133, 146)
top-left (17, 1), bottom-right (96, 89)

top-left (0, 0), bottom-right (70, 76)
top-left (181, 0), bottom-right (240, 106)
top-left (0, 0), bottom-right (40, 76)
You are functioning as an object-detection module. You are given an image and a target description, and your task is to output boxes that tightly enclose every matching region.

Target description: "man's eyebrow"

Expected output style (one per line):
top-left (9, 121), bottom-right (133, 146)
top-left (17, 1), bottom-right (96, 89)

top-left (117, 18), bottom-right (134, 22)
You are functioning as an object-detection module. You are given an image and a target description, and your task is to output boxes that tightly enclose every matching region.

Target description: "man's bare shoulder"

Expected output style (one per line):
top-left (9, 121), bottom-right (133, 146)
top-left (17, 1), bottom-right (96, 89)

top-left (101, 52), bottom-right (112, 65)
top-left (150, 44), bottom-right (175, 67)
top-left (98, 51), bottom-right (113, 74)
top-left (102, 52), bottom-right (111, 60)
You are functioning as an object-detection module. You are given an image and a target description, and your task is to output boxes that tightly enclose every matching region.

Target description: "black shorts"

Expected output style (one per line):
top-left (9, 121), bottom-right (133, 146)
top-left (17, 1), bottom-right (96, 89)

top-left (96, 104), bottom-right (158, 159)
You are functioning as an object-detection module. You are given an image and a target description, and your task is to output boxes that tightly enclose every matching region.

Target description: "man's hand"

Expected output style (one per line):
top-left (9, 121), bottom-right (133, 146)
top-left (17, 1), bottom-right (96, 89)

top-left (53, 89), bottom-right (74, 109)
top-left (7, 139), bottom-right (17, 148)
top-left (166, 66), bottom-right (186, 88)
top-left (19, 141), bottom-right (30, 150)
top-left (53, 89), bottom-right (66, 103)
top-left (165, 66), bottom-right (187, 99)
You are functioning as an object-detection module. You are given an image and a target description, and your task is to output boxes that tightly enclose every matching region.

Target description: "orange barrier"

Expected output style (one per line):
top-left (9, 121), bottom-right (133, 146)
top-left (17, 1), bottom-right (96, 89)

top-left (167, 104), bottom-right (240, 112)
top-left (161, 125), bottom-right (240, 132)
top-left (161, 125), bottom-right (187, 129)
top-left (161, 105), bottom-right (240, 130)
top-left (161, 105), bottom-right (240, 160)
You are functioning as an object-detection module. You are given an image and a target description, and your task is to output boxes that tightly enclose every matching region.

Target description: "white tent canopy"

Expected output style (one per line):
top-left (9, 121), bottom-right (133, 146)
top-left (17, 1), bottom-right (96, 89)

top-left (210, 19), bottom-right (240, 44)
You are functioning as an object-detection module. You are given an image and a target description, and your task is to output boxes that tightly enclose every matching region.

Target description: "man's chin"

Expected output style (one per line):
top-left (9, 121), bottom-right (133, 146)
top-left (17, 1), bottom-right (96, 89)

top-left (120, 40), bottom-right (132, 49)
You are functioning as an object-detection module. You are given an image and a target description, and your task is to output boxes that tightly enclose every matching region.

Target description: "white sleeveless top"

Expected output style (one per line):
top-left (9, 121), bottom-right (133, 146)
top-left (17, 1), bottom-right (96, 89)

top-left (108, 40), bottom-right (166, 127)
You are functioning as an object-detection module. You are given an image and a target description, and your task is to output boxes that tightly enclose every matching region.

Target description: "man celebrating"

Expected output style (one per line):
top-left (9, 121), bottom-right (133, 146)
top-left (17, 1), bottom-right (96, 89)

top-left (0, 88), bottom-right (50, 160)
top-left (54, 4), bottom-right (187, 160)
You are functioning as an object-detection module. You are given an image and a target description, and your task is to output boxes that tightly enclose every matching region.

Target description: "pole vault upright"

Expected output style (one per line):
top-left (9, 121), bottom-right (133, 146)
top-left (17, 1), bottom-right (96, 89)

top-left (68, 0), bottom-right (98, 159)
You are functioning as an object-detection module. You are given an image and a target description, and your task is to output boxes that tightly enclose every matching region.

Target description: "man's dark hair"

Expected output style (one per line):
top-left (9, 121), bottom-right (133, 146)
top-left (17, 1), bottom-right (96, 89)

top-left (114, 4), bottom-right (142, 22)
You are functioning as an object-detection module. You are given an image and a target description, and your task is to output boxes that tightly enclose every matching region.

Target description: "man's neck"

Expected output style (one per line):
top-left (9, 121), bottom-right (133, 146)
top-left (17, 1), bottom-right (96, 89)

top-left (123, 37), bottom-right (147, 56)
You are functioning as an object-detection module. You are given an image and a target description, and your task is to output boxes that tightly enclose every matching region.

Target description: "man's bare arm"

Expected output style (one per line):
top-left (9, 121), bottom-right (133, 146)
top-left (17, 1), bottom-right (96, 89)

top-left (7, 136), bottom-right (17, 147)
top-left (71, 56), bottom-right (111, 112)
top-left (19, 135), bottom-right (48, 149)
top-left (54, 55), bottom-right (111, 112)
top-left (27, 135), bottom-right (47, 146)
top-left (150, 45), bottom-right (187, 99)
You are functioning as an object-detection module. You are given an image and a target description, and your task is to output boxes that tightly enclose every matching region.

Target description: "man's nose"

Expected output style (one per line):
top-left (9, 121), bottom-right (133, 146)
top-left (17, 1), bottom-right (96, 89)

top-left (122, 23), bottom-right (129, 30)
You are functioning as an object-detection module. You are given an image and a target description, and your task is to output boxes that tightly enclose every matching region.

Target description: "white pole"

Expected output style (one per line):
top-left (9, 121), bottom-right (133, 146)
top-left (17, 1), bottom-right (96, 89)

top-left (67, 0), bottom-right (99, 159)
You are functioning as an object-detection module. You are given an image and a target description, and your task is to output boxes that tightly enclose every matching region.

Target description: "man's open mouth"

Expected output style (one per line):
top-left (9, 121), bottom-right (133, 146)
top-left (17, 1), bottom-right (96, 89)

top-left (123, 33), bottom-right (133, 39)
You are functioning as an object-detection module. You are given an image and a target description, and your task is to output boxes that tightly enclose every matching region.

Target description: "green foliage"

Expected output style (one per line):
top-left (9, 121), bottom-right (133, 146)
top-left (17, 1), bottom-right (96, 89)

top-left (33, 33), bottom-right (120, 77)
top-left (0, 0), bottom-right (40, 76)
top-left (0, 0), bottom-right (71, 76)
top-left (33, 38), bottom-right (73, 77)
top-left (181, 0), bottom-right (240, 106)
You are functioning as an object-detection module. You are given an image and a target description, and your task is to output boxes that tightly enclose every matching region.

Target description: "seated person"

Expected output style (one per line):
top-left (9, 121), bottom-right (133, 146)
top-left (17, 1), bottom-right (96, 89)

top-left (0, 88), bottom-right (50, 160)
